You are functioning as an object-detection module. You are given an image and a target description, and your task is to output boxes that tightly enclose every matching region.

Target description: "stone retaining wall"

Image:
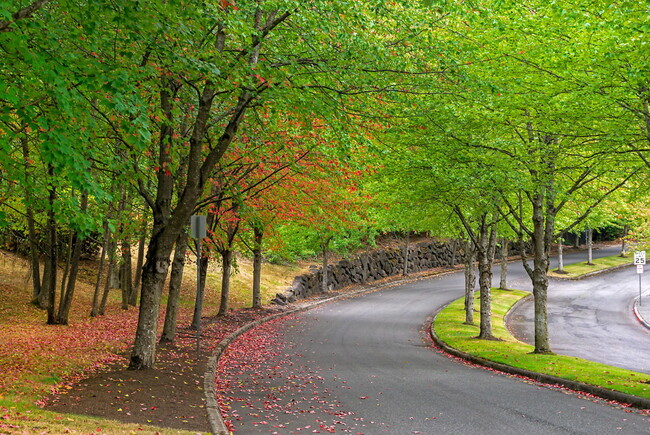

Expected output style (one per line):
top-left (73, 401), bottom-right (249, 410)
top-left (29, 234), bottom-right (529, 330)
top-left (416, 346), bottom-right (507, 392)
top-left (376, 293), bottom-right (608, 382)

top-left (273, 239), bottom-right (526, 304)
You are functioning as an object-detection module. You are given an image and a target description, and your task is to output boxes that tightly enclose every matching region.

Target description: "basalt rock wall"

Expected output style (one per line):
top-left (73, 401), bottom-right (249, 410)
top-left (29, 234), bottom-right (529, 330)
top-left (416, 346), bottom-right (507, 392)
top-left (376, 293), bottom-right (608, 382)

top-left (273, 239), bottom-right (527, 304)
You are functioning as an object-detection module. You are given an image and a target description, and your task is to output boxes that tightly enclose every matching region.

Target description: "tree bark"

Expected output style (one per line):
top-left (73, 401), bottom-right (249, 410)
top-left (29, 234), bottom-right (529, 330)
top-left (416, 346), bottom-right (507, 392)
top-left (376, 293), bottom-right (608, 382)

top-left (99, 239), bottom-right (116, 316)
top-left (499, 238), bottom-right (508, 290)
top-left (132, 225), bottom-right (147, 297)
top-left (528, 191), bottom-right (553, 354)
top-left (463, 239), bottom-right (476, 325)
top-left (476, 215), bottom-right (497, 340)
top-left (121, 239), bottom-right (133, 309)
top-left (55, 191), bottom-right (89, 324)
top-left (45, 163), bottom-right (58, 324)
top-left (586, 227), bottom-right (594, 265)
top-left (621, 224), bottom-right (629, 257)
top-left (160, 230), bottom-right (188, 343)
top-left (251, 225), bottom-right (263, 309)
top-left (557, 237), bottom-right (564, 273)
top-left (217, 249), bottom-right (232, 317)
top-left (21, 132), bottom-right (42, 304)
top-left (91, 220), bottom-right (110, 317)
top-left (320, 236), bottom-right (333, 293)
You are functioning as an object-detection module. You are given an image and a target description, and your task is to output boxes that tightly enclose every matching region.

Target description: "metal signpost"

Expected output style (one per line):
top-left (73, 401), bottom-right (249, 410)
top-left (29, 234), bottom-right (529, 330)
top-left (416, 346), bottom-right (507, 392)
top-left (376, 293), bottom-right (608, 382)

top-left (635, 251), bottom-right (646, 306)
top-left (190, 215), bottom-right (207, 355)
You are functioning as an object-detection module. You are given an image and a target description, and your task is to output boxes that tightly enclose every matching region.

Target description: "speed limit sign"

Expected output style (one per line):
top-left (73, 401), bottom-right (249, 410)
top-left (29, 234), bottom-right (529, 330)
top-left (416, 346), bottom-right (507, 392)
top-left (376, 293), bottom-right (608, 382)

top-left (635, 251), bottom-right (646, 265)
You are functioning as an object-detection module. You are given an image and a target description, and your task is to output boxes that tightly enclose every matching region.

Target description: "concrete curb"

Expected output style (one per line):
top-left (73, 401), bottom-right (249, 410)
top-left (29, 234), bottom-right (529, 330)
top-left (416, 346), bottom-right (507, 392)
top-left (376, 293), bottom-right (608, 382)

top-left (429, 302), bottom-right (650, 411)
top-left (632, 296), bottom-right (650, 330)
top-left (203, 272), bottom-right (445, 434)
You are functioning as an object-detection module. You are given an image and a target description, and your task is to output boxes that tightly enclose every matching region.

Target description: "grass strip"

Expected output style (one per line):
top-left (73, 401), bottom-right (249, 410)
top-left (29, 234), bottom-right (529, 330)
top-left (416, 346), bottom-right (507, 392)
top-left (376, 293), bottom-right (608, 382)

top-left (550, 254), bottom-right (632, 278)
top-left (434, 289), bottom-right (650, 398)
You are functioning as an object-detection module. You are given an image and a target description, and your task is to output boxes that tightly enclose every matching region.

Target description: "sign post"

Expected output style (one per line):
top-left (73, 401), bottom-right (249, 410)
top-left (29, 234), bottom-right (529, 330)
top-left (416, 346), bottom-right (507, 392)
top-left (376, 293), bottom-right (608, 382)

top-left (190, 215), bottom-right (207, 355)
top-left (635, 251), bottom-right (646, 306)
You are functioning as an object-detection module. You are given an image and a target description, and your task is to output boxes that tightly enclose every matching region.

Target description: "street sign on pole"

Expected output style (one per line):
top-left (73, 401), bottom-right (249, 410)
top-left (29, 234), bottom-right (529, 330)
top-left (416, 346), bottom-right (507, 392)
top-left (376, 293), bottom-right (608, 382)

top-left (634, 251), bottom-right (646, 265)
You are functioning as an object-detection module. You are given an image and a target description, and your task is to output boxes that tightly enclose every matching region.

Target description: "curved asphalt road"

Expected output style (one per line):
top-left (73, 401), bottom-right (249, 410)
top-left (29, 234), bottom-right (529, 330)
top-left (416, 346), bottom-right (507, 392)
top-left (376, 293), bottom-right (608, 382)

top-left (509, 246), bottom-right (650, 374)
top-left (220, 246), bottom-right (650, 434)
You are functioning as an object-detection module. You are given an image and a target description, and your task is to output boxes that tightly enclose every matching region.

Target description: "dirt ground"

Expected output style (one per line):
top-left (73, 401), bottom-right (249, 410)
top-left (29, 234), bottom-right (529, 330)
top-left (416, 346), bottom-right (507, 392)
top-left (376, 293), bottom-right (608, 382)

top-left (42, 308), bottom-right (290, 433)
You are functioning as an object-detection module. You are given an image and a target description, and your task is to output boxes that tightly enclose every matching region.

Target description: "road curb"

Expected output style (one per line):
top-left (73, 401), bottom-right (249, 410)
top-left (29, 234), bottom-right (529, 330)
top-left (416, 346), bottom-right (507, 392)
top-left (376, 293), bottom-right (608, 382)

top-left (203, 272), bottom-right (446, 434)
top-left (429, 304), bottom-right (650, 411)
top-left (632, 296), bottom-right (650, 330)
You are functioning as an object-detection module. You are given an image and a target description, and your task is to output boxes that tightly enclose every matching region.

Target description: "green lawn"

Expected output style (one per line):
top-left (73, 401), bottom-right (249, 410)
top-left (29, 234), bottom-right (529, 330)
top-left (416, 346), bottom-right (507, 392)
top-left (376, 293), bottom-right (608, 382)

top-left (433, 289), bottom-right (650, 398)
top-left (550, 253), bottom-right (632, 278)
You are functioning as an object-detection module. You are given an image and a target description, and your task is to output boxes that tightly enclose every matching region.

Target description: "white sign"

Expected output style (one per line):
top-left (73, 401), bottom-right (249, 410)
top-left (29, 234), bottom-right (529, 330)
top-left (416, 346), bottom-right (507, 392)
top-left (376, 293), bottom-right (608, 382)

top-left (638, 264), bottom-right (644, 274)
top-left (634, 251), bottom-right (646, 265)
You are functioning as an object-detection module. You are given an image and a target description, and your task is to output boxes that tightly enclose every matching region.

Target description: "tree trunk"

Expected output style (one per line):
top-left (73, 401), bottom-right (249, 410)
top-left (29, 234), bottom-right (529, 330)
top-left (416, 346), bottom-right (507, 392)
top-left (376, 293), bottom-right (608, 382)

top-left (499, 238), bottom-right (508, 290)
top-left (529, 193), bottom-right (553, 354)
top-left (320, 236), bottom-right (332, 293)
top-left (45, 164), bottom-right (58, 324)
top-left (621, 224), bottom-right (629, 257)
top-left (21, 132), bottom-right (43, 303)
top-left (129, 230), bottom-right (175, 369)
top-left (463, 239), bottom-right (476, 325)
top-left (586, 227), bottom-right (594, 265)
top-left (99, 239), bottom-right (116, 316)
top-left (217, 249), bottom-right (232, 317)
top-left (476, 216), bottom-right (497, 340)
top-left (132, 226), bottom-right (147, 298)
top-left (91, 221), bottom-right (111, 317)
top-left (58, 230), bottom-right (73, 313)
top-left (557, 237), bottom-right (564, 273)
top-left (251, 225), bottom-right (263, 309)
top-left (161, 230), bottom-right (188, 343)
top-left (450, 238), bottom-right (458, 267)
top-left (121, 239), bottom-right (133, 309)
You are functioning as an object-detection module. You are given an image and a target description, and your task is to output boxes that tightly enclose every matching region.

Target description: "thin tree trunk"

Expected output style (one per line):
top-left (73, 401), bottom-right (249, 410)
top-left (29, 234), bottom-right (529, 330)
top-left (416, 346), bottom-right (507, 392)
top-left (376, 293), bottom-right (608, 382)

top-left (45, 163), bottom-right (58, 324)
top-left (557, 237), bottom-right (564, 273)
top-left (99, 238), bottom-right (116, 316)
top-left (91, 221), bottom-right (110, 317)
top-left (55, 191), bottom-right (88, 325)
top-left (586, 228), bottom-right (594, 265)
top-left (161, 230), bottom-right (188, 343)
top-left (251, 225), bottom-right (263, 309)
top-left (450, 238), bottom-right (458, 267)
top-left (121, 239), bottom-right (133, 309)
top-left (463, 239), bottom-right (476, 325)
top-left (499, 238), bottom-right (508, 290)
top-left (320, 236), bottom-right (332, 293)
top-left (621, 224), bottom-right (629, 257)
top-left (217, 249), bottom-right (232, 317)
top-left (132, 227), bottom-right (146, 302)
top-left (21, 132), bottom-right (42, 303)
top-left (58, 230), bottom-right (74, 313)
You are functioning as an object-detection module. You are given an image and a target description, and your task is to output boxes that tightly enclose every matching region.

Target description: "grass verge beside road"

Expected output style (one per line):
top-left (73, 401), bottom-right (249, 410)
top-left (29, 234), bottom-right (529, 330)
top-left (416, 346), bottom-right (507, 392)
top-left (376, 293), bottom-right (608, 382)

top-left (549, 254), bottom-right (632, 278)
top-left (433, 289), bottom-right (650, 399)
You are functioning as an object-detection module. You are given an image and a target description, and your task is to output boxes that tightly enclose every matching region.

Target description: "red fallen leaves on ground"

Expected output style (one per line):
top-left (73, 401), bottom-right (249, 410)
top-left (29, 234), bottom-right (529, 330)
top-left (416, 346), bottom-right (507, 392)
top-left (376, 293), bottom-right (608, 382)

top-left (215, 314), bottom-right (392, 434)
